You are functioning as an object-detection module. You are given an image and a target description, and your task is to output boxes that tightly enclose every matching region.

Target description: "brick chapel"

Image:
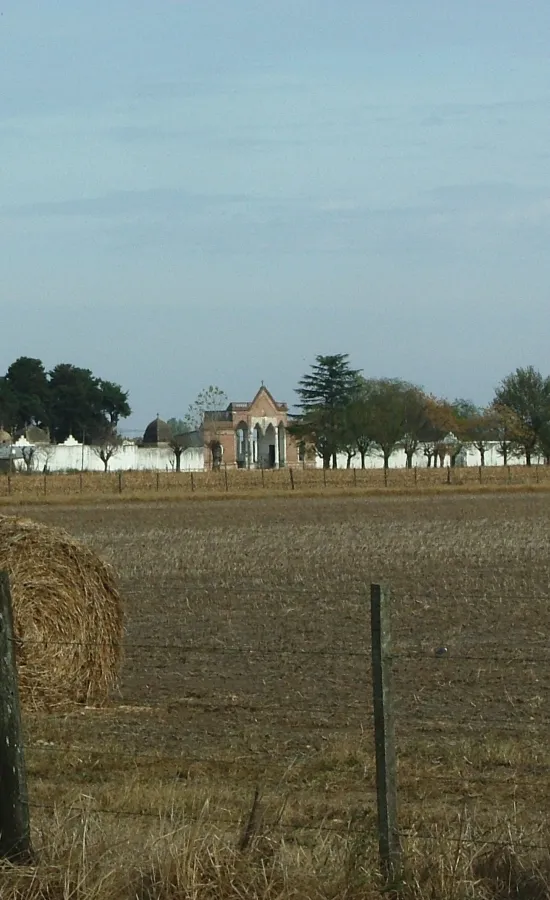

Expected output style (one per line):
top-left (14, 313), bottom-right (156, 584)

top-left (201, 385), bottom-right (300, 469)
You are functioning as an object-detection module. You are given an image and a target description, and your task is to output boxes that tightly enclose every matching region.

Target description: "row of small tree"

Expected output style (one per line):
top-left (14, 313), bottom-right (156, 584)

top-left (291, 355), bottom-right (550, 469)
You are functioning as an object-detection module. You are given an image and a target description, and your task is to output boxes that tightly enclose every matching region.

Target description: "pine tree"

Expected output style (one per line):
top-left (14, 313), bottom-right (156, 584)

top-left (294, 354), bottom-right (361, 468)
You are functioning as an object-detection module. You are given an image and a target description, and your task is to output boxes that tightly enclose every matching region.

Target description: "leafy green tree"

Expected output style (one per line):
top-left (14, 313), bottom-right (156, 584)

top-left (420, 397), bottom-right (458, 467)
top-left (293, 406), bottom-right (346, 469)
top-left (490, 404), bottom-right (521, 465)
top-left (49, 364), bottom-right (103, 442)
top-left (441, 398), bottom-right (478, 466)
top-left (48, 365), bottom-right (131, 443)
top-left (537, 421), bottom-right (550, 464)
top-left (98, 380), bottom-right (131, 426)
top-left (450, 398), bottom-right (479, 422)
top-left (0, 357), bottom-right (131, 445)
top-left (494, 367), bottom-right (550, 466)
top-left (294, 354), bottom-right (362, 468)
top-left (339, 379), bottom-right (375, 468)
top-left (364, 378), bottom-right (426, 469)
top-left (456, 404), bottom-right (500, 466)
top-left (5, 357), bottom-right (50, 429)
top-left (0, 378), bottom-right (17, 433)
top-left (167, 418), bottom-right (189, 435)
top-left (401, 387), bottom-right (431, 468)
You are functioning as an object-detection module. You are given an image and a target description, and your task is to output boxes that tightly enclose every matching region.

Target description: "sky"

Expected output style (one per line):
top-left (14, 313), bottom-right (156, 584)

top-left (1, 1), bottom-right (550, 434)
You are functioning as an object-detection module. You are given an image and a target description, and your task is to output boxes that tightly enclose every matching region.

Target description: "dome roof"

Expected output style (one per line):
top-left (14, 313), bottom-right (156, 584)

top-left (0, 429), bottom-right (11, 444)
top-left (142, 415), bottom-right (173, 445)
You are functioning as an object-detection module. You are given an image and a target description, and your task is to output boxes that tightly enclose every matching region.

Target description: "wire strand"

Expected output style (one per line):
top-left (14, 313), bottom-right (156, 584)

top-left (25, 803), bottom-right (550, 851)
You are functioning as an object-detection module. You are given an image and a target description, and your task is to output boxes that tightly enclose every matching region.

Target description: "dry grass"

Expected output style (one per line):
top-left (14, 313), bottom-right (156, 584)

top-left (2, 809), bottom-right (549, 900)
top-left (1, 464), bottom-right (550, 505)
top-left (0, 514), bottom-right (123, 708)
top-left (0, 494), bottom-right (549, 898)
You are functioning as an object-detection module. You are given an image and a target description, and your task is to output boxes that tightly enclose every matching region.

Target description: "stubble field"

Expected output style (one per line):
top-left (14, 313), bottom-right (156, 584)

top-left (3, 493), bottom-right (550, 899)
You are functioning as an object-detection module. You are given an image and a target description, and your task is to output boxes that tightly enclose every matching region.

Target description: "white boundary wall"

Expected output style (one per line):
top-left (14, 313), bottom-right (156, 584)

top-left (8, 436), bottom-right (540, 473)
top-left (314, 444), bottom-right (537, 469)
top-left (11, 436), bottom-right (204, 473)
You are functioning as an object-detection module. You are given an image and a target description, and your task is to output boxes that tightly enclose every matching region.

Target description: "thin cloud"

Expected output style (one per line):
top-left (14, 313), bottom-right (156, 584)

top-left (3, 188), bottom-right (252, 219)
top-left (107, 125), bottom-right (184, 143)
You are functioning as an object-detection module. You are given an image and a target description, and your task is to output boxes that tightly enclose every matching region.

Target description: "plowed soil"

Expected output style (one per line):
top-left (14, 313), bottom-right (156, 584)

top-left (12, 494), bottom-right (550, 843)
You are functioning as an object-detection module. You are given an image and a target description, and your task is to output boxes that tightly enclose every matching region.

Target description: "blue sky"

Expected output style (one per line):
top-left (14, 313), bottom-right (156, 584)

top-left (1, 1), bottom-right (549, 432)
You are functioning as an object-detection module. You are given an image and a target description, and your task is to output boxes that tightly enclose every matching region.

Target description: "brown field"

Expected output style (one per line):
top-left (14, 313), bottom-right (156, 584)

top-left (2, 463), bottom-right (550, 504)
top-left (2, 493), bottom-right (550, 899)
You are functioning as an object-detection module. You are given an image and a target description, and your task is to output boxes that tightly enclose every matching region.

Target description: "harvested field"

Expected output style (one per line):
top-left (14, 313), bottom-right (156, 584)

top-left (2, 493), bottom-right (550, 899)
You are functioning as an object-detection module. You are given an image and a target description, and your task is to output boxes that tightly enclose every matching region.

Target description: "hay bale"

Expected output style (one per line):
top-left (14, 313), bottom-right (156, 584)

top-left (0, 515), bottom-right (123, 709)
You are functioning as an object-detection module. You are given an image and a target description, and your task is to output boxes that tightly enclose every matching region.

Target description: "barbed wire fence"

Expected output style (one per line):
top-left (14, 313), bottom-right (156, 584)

top-left (2, 462), bottom-right (550, 500)
top-left (0, 575), bottom-right (548, 880)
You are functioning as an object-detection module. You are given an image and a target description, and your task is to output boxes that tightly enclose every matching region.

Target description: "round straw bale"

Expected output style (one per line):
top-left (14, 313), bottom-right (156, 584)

top-left (0, 514), bottom-right (123, 709)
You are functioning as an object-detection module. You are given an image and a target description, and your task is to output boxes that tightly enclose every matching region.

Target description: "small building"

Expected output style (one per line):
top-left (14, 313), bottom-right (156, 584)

top-left (0, 438), bottom-right (24, 473)
top-left (202, 385), bottom-right (299, 469)
top-left (142, 415), bottom-right (173, 447)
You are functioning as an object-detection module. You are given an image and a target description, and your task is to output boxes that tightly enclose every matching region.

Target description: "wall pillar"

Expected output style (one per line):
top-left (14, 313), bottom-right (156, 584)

top-left (247, 427), bottom-right (253, 469)
top-left (279, 426), bottom-right (286, 467)
top-left (274, 426), bottom-right (280, 468)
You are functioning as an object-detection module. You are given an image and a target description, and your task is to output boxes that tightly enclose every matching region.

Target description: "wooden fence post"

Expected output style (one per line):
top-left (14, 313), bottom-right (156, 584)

top-left (224, 464), bottom-right (229, 492)
top-left (190, 472), bottom-right (195, 493)
top-left (118, 471), bottom-right (123, 494)
top-left (156, 472), bottom-right (160, 492)
top-left (289, 467), bottom-right (295, 491)
top-left (370, 583), bottom-right (401, 885)
top-left (0, 572), bottom-right (32, 863)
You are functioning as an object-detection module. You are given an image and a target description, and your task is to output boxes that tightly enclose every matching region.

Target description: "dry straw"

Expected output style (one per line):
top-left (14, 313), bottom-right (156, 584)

top-left (0, 515), bottom-right (123, 709)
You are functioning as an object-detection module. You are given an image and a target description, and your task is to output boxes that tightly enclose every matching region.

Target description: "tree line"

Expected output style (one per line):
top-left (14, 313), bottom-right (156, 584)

top-left (0, 357), bottom-right (131, 444)
top-left (291, 354), bottom-right (550, 469)
top-left (3, 353), bottom-right (549, 470)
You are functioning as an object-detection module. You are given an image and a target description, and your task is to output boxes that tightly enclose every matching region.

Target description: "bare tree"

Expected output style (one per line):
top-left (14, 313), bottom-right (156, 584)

top-left (19, 443), bottom-right (55, 474)
top-left (91, 432), bottom-right (123, 472)
top-left (169, 431), bottom-right (200, 473)
top-left (20, 445), bottom-right (38, 474)
top-left (185, 385), bottom-right (228, 432)
top-left (41, 444), bottom-right (56, 473)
